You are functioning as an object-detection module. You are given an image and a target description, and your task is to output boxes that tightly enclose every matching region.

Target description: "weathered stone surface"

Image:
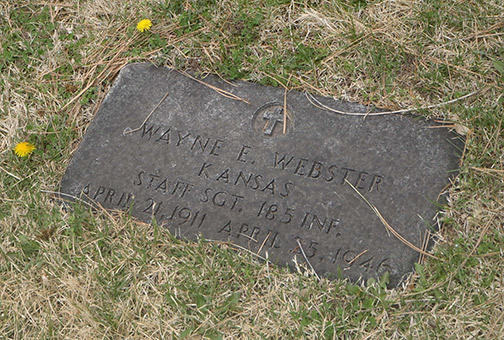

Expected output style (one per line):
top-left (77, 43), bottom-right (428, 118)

top-left (59, 63), bottom-right (462, 286)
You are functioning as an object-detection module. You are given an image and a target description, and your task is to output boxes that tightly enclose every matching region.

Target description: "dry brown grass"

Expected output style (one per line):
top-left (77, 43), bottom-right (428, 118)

top-left (1, 0), bottom-right (503, 339)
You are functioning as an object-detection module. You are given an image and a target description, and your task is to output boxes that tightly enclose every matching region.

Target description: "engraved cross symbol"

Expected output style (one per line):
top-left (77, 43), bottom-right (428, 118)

top-left (262, 107), bottom-right (284, 135)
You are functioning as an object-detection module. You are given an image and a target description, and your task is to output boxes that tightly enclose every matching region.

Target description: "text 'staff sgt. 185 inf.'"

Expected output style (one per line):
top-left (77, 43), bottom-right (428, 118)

top-left (59, 63), bottom-right (462, 286)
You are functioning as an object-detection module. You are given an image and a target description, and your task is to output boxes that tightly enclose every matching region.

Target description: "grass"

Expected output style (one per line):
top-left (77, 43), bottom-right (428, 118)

top-left (1, 0), bottom-right (503, 338)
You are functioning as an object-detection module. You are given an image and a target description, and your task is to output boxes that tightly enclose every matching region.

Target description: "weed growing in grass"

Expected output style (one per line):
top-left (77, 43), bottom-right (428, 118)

top-left (137, 18), bottom-right (153, 32)
top-left (13, 142), bottom-right (36, 157)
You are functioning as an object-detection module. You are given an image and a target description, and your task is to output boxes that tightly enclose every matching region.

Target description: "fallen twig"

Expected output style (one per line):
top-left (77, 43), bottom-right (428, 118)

top-left (179, 71), bottom-right (250, 104)
top-left (305, 88), bottom-right (482, 116)
top-left (295, 238), bottom-right (321, 281)
top-left (344, 179), bottom-right (441, 260)
top-left (123, 92), bottom-right (169, 135)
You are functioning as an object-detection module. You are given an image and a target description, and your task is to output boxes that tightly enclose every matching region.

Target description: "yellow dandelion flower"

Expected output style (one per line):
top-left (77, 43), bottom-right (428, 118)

top-left (136, 19), bottom-right (152, 32)
top-left (14, 142), bottom-right (36, 157)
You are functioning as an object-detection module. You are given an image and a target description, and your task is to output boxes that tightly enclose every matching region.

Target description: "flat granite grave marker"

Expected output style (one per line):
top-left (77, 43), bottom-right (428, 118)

top-left (59, 63), bottom-right (462, 286)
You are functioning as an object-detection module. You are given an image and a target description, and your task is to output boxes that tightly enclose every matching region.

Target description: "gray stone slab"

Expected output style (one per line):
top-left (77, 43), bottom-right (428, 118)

top-left (59, 63), bottom-right (462, 286)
